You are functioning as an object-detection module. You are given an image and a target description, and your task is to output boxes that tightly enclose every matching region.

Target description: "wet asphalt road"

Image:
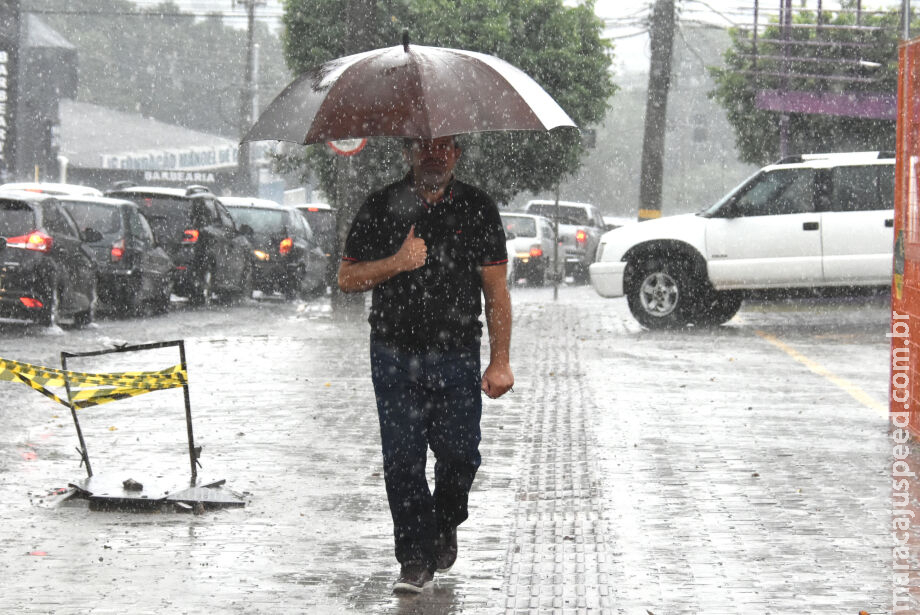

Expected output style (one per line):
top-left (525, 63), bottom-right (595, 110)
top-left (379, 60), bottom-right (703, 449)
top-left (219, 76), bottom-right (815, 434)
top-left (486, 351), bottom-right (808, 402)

top-left (0, 284), bottom-right (895, 614)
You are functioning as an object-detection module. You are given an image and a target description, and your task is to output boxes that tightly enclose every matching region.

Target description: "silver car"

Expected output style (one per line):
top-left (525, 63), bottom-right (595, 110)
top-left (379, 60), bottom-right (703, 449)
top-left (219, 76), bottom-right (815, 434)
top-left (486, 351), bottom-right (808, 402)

top-left (501, 212), bottom-right (563, 286)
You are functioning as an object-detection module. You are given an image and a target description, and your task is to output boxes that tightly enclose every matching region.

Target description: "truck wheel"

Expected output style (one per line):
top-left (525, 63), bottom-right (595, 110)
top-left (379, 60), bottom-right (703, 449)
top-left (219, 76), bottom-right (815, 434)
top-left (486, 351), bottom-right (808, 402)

top-left (691, 289), bottom-right (743, 326)
top-left (625, 257), bottom-right (697, 329)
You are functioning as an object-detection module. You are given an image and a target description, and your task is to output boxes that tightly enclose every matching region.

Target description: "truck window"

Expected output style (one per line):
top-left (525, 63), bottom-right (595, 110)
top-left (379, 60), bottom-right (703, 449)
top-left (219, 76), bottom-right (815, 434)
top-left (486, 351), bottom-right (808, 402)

top-left (733, 169), bottom-right (815, 217)
top-left (828, 165), bottom-right (887, 212)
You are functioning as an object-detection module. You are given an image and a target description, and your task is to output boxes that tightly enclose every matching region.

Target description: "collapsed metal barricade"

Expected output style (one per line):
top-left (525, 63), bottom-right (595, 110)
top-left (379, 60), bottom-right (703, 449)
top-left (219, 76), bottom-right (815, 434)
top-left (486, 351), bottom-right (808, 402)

top-left (2, 340), bottom-right (244, 512)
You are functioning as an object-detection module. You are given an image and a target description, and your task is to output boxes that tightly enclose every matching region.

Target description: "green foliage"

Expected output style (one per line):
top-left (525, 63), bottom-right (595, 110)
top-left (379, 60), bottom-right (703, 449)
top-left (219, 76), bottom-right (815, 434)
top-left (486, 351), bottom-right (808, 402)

top-left (28, 0), bottom-right (291, 138)
top-left (709, 6), bottom-right (908, 165)
top-left (280, 0), bottom-right (616, 205)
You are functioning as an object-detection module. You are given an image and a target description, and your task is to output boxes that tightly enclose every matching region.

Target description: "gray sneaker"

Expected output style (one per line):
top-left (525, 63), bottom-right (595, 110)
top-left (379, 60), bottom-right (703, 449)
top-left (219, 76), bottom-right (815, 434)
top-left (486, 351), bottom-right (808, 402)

top-left (436, 527), bottom-right (458, 573)
top-left (393, 562), bottom-right (434, 593)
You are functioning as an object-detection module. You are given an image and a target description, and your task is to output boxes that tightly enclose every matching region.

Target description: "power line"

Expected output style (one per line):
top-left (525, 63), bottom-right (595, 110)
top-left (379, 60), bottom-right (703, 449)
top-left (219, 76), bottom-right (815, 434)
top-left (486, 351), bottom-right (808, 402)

top-left (605, 29), bottom-right (650, 41)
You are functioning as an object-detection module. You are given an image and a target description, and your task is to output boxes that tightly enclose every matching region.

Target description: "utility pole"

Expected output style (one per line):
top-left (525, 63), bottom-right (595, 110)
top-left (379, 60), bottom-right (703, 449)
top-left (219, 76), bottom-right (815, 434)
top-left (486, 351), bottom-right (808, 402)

top-left (638, 0), bottom-right (676, 221)
top-left (903, 0), bottom-right (911, 40)
top-left (235, 0), bottom-right (263, 195)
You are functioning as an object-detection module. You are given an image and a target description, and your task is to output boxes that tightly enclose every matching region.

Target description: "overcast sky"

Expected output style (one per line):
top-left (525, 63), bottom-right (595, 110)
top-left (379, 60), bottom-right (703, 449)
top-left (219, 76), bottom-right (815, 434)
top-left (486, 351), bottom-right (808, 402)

top-left (128, 0), bottom-right (911, 74)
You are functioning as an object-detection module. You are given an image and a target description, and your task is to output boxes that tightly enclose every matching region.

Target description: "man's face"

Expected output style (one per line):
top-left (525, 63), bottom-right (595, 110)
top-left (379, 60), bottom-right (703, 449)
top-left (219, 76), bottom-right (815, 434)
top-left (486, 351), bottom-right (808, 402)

top-left (405, 137), bottom-right (461, 192)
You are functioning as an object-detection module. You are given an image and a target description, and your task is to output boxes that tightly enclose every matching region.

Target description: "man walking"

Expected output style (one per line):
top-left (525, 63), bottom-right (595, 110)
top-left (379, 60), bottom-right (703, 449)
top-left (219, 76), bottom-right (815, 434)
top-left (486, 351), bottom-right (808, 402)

top-left (338, 135), bottom-right (514, 593)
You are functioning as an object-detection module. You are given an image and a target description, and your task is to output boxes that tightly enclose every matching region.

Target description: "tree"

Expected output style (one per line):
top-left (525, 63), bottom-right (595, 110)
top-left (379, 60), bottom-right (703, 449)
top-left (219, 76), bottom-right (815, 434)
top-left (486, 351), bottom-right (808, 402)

top-left (710, 5), bottom-right (908, 165)
top-left (28, 0), bottom-right (291, 138)
top-left (280, 0), bottom-right (616, 206)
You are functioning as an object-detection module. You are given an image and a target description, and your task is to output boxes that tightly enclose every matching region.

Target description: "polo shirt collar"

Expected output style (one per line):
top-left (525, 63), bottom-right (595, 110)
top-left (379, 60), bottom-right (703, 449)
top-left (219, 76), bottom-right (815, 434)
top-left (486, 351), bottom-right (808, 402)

top-left (405, 172), bottom-right (457, 208)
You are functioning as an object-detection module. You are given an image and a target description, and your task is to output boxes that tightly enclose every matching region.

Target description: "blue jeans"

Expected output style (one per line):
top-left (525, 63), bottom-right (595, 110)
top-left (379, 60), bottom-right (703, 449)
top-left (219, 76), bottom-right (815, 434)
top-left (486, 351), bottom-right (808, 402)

top-left (370, 339), bottom-right (482, 569)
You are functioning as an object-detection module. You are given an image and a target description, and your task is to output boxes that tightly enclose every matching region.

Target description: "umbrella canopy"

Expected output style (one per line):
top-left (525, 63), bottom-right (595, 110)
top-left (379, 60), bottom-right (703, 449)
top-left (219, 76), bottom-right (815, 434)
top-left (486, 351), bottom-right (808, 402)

top-left (242, 35), bottom-right (577, 145)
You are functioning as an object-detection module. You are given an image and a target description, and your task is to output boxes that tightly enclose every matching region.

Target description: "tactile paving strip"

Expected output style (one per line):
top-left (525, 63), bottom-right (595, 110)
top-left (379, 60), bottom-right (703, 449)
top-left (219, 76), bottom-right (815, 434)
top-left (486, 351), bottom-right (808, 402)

top-left (502, 309), bottom-right (615, 614)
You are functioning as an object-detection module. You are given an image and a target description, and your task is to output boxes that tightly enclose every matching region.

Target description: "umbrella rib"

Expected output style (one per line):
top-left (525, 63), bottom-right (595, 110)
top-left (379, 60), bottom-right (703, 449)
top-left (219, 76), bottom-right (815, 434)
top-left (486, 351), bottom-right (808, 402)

top-left (407, 49), bottom-right (434, 139)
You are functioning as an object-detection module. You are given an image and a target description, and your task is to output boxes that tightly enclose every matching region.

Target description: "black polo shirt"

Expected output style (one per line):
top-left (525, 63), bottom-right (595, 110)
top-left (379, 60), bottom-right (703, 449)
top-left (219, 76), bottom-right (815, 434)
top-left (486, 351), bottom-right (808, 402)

top-left (342, 174), bottom-right (508, 352)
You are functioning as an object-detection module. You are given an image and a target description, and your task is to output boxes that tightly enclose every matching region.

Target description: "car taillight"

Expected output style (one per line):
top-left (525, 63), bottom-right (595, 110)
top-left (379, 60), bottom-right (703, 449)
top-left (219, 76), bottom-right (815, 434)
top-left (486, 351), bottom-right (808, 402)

top-left (19, 297), bottom-right (43, 308)
top-left (183, 229), bottom-right (199, 243)
top-left (530, 245), bottom-right (543, 258)
top-left (111, 239), bottom-right (125, 262)
top-left (6, 231), bottom-right (53, 253)
top-left (575, 229), bottom-right (588, 244)
top-left (279, 237), bottom-right (293, 255)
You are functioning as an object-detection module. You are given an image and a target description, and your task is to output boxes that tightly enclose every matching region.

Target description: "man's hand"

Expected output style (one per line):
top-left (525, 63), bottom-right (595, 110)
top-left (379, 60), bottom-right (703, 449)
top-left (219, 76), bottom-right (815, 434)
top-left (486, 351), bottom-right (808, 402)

top-left (338, 226), bottom-right (427, 293)
top-left (394, 225), bottom-right (427, 272)
top-left (481, 361), bottom-right (514, 399)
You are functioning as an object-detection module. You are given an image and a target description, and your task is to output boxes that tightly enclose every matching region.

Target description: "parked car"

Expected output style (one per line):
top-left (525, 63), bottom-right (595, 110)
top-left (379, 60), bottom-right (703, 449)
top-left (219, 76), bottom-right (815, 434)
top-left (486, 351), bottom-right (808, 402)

top-left (590, 151), bottom-right (895, 328)
top-left (500, 212), bottom-right (563, 286)
top-left (222, 197), bottom-right (327, 299)
top-left (105, 185), bottom-right (253, 305)
top-left (0, 182), bottom-right (103, 197)
top-left (521, 200), bottom-right (605, 282)
top-left (0, 191), bottom-right (99, 326)
top-left (59, 195), bottom-right (173, 316)
top-left (292, 203), bottom-right (338, 286)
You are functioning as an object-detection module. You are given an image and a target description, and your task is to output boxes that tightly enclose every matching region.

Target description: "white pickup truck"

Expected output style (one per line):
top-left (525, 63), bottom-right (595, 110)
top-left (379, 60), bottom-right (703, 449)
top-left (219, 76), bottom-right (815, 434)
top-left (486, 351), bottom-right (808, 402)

top-left (589, 151), bottom-right (895, 328)
top-left (522, 200), bottom-right (606, 282)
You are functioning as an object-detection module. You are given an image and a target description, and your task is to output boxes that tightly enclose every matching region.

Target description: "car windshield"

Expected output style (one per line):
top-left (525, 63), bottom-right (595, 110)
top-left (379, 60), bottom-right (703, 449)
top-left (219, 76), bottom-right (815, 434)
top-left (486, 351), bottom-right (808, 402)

top-left (228, 207), bottom-right (287, 234)
top-left (119, 195), bottom-right (193, 243)
top-left (61, 201), bottom-right (121, 236)
top-left (300, 209), bottom-right (336, 235)
top-left (502, 216), bottom-right (537, 237)
top-left (527, 204), bottom-right (589, 225)
top-left (0, 200), bottom-right (36, 236)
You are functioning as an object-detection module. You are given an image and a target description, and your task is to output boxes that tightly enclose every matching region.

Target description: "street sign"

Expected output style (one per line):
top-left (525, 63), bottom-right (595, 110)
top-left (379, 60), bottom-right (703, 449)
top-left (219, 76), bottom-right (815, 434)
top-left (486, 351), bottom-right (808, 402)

top-left (327, 138), bottom-right (367, 156)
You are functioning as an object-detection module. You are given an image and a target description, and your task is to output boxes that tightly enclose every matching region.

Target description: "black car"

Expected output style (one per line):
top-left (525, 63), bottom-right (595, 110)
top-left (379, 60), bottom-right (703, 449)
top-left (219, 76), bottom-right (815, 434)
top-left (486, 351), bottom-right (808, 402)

top-left (0, 191), bottom-right (98, 326)
top-left (293, 204), bottom-right (338, 286)
top-left (106, 185), bottom-right (253, 305)
top-left (221, 197), bottom-right (327, 299)
top-left (60, 195), bottom-right (173, 316)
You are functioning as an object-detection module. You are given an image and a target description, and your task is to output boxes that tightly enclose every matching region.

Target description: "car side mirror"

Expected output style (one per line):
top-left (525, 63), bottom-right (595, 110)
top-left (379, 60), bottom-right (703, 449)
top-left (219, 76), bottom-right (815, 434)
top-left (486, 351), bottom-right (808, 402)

top-left (505, 230), bottom-right (516, 241)
top-left (82, 228), bottom-right (103, 242)
top-left (239, 224), bottom-right (254, 236)
top-left (714, 202), bottom-right (739, 219)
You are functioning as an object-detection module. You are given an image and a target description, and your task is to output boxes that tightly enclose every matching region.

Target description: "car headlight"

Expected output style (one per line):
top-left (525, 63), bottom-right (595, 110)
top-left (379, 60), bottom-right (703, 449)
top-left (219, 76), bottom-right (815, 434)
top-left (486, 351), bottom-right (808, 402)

top-left (253, 249), bottom-right (271, 261)
top-left (595, 242), bottom-right (605, 262)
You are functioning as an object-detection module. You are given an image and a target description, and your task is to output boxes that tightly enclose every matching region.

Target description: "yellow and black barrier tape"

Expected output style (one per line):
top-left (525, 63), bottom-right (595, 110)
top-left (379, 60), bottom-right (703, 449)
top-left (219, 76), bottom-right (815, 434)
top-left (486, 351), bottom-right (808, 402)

top-left (0, 358), bottom-right (187, 409)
